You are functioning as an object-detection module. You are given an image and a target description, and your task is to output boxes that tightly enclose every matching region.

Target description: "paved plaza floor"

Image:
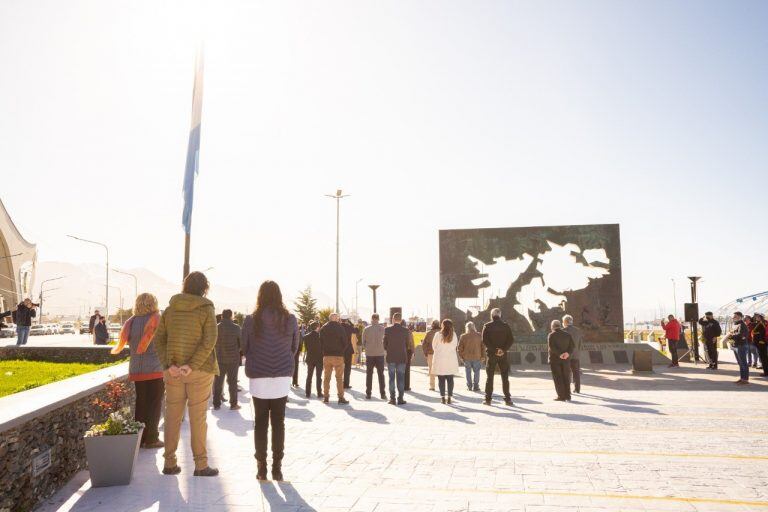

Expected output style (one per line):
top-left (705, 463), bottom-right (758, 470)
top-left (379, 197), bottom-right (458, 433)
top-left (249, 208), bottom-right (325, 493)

top-left (37, 361), bottom-right (768, 512)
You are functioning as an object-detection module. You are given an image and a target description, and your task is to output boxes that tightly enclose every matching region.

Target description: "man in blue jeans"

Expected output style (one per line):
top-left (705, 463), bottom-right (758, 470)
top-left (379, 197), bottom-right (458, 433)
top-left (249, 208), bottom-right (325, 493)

top-left (383, 312), bottom-right (409, 405)
top-left (728, 311), bottom-right (750, 385)
top-left (12, 299), bottom-right (37, 346)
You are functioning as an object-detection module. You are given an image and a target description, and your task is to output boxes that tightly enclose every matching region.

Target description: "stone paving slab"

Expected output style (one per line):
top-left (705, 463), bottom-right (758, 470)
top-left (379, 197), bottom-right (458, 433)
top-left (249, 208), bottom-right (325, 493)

top-left (36, 361), bottom-right (768, 512)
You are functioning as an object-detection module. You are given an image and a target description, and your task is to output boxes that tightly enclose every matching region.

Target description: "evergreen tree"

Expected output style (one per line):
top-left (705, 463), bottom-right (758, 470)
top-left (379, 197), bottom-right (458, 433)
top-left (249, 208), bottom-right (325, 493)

top-left (293, 286), bottom-right (319, 326)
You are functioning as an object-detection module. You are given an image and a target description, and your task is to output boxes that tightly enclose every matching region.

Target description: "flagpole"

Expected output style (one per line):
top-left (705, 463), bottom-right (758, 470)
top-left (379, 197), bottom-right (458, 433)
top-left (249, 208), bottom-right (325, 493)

top-left (182, 45), bottom-right (204, 280)
top-left (183, 233), bottom-right (191, 280)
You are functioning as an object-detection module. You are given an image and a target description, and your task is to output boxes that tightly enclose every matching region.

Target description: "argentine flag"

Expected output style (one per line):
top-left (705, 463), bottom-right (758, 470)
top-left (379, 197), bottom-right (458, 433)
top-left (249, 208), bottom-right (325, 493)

top-left (182, 48), bottom-right (204, 234)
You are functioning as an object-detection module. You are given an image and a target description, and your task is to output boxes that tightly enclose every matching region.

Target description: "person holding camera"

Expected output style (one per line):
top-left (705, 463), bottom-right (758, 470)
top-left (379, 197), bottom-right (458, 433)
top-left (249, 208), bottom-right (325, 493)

top-left (12, 298), bottom-right (38, 346)
top-left (726, 311), bottom-right (750, 385)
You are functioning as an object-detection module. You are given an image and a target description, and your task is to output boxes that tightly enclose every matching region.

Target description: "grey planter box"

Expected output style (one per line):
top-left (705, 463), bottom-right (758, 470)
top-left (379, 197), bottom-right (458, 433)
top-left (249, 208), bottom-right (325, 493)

top-left (84, 427), bottom-right (143, 487)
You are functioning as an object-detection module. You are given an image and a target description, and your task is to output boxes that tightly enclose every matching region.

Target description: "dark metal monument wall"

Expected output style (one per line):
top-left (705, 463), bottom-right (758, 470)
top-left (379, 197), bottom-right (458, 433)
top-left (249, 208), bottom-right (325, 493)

top-left (439, 224), bottom-right (623, 344)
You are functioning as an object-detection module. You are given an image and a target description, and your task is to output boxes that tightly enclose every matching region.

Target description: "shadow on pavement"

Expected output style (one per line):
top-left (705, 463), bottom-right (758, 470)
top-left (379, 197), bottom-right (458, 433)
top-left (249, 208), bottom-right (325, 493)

top-left (261, 481), bottom-right (317, 511)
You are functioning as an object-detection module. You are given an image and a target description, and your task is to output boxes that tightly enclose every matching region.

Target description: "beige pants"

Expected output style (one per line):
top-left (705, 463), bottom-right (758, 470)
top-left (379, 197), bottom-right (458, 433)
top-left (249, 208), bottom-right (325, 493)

top-left (427, 353), bottom-right (435, 389)
top-left (163, 369), bottom-right (214, 470)
top-left (323, 356), bottom-right (345, 399)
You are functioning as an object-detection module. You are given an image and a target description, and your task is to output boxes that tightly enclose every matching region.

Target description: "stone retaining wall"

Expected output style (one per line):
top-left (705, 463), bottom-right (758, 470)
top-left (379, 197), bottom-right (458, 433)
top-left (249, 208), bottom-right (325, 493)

top-left (0, 346), bottom-right (129, 364)
top-left (0, 365), bottom-right (132, 512)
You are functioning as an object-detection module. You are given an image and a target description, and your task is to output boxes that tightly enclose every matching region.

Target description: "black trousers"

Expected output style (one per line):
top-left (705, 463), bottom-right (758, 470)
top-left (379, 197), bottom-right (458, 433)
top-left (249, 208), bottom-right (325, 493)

top-left (213, 363), bottom-right (239, 407)
top-left (343, 351), bottom-right (353, 387)
top-left (704, 337), bottom-right (719, 367)
top-left (757, 343), bottom-right (768, 375)
top-left (292, 351), bottom-right (300, 386)
top-left (365, 355), bottom-right (386, 396)
top-left (404, 355), bottom-right (412, 390)
top-left (485, 353), bottom-right (511, 400)
top-left (253, 396), bottom-right (287, 464)
top-left (569, 358), bottom-right (581, 393)
top-left (550, 359), bottom-right (571, 400)
top-left (669, 339), bottom-right (679, 365)
top-left (134, 378), bottom-right (164, 444)
top-left (305, 360), bottom-right (323, 396)
top-left (437, 375), bottom-right (454, 397)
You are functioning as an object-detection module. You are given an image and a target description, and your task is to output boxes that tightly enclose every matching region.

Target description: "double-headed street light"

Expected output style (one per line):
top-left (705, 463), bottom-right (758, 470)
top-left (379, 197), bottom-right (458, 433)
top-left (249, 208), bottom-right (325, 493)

top-left (325, 190), bottom-right (350, 313)
top-left (368, 284), bottom-right (380, 314)
top-left (68, 235), bottom-right (109, 319)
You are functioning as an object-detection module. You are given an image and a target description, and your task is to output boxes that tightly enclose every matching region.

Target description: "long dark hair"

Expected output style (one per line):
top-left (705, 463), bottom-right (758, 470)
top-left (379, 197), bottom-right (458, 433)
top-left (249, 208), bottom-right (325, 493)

top-left (440, 318), bottom-right (454, 343)
top-left (253, 280), bottom-right (290, 336)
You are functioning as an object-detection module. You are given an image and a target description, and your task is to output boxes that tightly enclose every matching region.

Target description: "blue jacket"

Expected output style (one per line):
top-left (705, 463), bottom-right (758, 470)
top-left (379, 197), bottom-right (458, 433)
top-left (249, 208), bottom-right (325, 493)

top-left (242, 309), bottom-right (299, 378)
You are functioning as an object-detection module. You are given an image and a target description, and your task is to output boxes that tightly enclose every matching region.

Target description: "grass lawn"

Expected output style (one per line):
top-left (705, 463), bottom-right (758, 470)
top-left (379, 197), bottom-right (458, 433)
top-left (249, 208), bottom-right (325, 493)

top-left (0, 360), bottom-right (119, 398)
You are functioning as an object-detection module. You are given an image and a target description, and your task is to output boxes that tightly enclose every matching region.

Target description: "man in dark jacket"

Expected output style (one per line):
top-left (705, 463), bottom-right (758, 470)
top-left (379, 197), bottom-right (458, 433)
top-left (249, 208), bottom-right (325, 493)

top-left (698, 312), bottom-right (722, 370)
top-left (727, 311), bottom-right (750, 384)
top-left (548, 320), bottom-right (575, 401)
top-left (303, 321), bottom-right (324, 398)
top-left (213, 309), bottom-right (241, 410)
top-left (88, 309), bottom-right (102, 334)
top-left (341, 318), bottom-right (356, 389)
top-left (482, 308), bottom-right (514, 406)
top-left (319, 313), bottom-right (349, 404)
top-left (383, 312), bottom-right (410, 405)
top-left (422, 320), bottom-right (440, 391)
top-left (12, 299), bottom-right (37, 346)
top-left (402, 319), bottom-right (415, 391)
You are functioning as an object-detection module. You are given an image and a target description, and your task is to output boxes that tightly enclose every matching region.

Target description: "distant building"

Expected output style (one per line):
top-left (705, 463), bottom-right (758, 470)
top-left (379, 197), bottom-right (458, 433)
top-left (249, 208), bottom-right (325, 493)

top-left (0, 198), bottom-right (37, 312)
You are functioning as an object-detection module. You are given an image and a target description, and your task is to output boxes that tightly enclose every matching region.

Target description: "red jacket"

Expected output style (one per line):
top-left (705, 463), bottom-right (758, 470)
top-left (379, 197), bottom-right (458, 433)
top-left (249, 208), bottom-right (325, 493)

top-left (663, 319), bottom-right (681, 341)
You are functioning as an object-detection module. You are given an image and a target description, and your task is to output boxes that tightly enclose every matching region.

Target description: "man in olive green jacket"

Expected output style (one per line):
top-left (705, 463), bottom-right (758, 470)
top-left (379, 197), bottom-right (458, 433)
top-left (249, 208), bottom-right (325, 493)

top-left (153, 272), bottom-right (220, 477)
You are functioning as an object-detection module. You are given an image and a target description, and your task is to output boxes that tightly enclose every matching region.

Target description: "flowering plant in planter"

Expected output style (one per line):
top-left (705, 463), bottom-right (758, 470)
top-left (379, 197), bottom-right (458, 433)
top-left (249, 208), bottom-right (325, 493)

top-left (83, 380), bottom-right (145, 487)
top-left (85, 381), bottom-right (144, 437)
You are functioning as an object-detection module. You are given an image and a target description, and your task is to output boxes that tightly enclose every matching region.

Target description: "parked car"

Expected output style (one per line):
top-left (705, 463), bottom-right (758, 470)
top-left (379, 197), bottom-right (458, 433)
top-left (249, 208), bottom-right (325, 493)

top-left (60, 322), bottom-right (76, 334)
top-left (30, 325), bottom-right (45, 336)
top-left (0, 327), bottom-right (15, 338)
top-left (79, 323), bottom-right (90, 334)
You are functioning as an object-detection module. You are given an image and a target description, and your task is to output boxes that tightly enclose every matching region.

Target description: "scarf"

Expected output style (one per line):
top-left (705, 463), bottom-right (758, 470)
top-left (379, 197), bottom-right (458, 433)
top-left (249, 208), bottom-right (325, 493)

top-left (111, 313), bottom-right (160, 355)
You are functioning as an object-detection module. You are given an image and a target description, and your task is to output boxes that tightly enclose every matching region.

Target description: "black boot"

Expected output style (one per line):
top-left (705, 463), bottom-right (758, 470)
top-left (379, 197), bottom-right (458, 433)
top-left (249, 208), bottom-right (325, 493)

top-left (271, 460), bottom-right (283, 481)
top-left (256, 461), bottom-right (268, 481)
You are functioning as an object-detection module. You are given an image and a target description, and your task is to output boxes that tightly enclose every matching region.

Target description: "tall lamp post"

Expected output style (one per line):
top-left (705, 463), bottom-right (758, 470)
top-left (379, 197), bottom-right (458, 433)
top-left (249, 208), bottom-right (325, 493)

top-left (688, 276), bottom-right (702, 362)
top-left (355, 278), bottom-right (363, 317)
top-left (107, 285), bottom-right (124, 324)
top-left (325, 189), bottom-right (349, 312)
top-left (368, 284), bottom-right (380, 314)
top-left (113, 269), bottom-right (138, 303)
top-left (39, 276), bottom-right (66, 323)
top-left (68, 235), bottom-right (109, 320)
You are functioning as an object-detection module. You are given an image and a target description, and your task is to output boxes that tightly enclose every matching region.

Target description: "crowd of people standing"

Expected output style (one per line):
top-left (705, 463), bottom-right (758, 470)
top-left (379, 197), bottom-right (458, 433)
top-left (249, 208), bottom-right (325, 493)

top-left (104, 270), bottom-right (587, 482)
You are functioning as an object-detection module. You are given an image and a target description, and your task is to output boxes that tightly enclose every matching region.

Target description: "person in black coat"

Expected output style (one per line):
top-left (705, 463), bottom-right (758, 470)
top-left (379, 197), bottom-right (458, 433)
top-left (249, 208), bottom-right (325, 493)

top-left (341, 318), bottom-right (356, 389)
top-left (752, 314), bottom-right (768, 376)
top-left (302, 321), bottom-right (323, 398)
top-left (481, 308), bottom-right (514, 406)
top-left (12, 299), bottom-right (38, 346)
top-left (698, 312), bottom-right (722, 370)
top-left (548, 320), bottom-right (574, 401)
top-left (94, 316), bottom-right (109, 345)
top-left (383, 312), bottom-right (410, 405)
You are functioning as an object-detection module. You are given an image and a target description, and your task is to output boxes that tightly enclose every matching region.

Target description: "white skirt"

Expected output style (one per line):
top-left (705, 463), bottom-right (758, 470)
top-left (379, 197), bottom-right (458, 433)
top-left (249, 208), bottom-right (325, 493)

top-left (249, 376), bottom-right (291, 400)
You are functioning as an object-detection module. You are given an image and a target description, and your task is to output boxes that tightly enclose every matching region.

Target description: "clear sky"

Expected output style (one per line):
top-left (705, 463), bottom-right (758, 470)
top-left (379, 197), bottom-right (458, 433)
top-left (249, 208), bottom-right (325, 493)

top-left (1, 0), bottom-right (766, 319)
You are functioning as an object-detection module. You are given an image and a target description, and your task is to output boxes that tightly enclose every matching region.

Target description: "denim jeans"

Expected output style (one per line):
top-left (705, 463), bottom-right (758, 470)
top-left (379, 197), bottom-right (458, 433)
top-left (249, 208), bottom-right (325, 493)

top-left (16, 326), bottom-right (30, 346)
top-left (734, 344), bottom-right (750, 381)
top-left (438, 375), bottom-right (455, 397)
top-left (464, 360), bottom-right (482, 388)
top-left (387, 363), bottom-right (406, 400)
top-left (748, 344), bottom-right (759, 366)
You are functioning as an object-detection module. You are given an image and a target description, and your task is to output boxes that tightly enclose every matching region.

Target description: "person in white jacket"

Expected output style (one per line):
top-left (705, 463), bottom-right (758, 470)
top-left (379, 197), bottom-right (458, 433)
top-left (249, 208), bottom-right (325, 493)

top-left (431, 319), bottom-right (459, 404)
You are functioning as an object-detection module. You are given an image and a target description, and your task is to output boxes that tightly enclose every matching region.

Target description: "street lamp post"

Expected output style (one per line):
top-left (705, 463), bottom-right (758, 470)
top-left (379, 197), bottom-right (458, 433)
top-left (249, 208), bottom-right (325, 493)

top-left (107, 285), bottom-right (123, 324)
top-left (671, 278), bottom-right (677, 317)
top-left (368, 284), bottom-right (380, 314)
top-left (39, 276), bottom-right (66, 323)
top-left (113, 269), bottom-right (138, 303)
top-left (325, 190), bottom-right (349, 313)
top-left (689, 276), bottom-right (702, 362)
top-left (68, 235), bottom-right (109, 320)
